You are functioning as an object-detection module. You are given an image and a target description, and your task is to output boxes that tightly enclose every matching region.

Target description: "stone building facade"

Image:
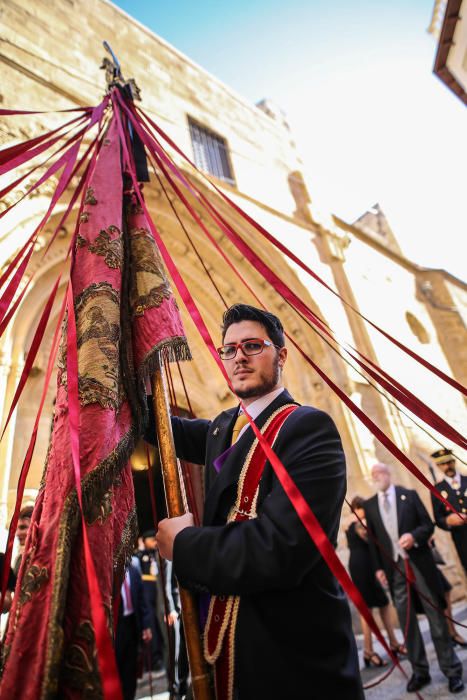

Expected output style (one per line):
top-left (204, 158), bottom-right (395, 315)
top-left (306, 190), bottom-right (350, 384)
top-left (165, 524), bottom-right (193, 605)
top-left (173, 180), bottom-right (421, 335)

top-left (1, 0), bottom-right (466, 590)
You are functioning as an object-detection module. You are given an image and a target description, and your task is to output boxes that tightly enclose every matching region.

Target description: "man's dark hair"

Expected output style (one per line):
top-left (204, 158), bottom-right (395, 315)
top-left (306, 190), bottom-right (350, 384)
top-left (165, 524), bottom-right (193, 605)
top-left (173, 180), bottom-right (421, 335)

top-left (221, 304), bottom-right (285, 347)
top-left (19, 506), bottom-right (33, 520)
top-left (350, 496), bottom-right (366, 512)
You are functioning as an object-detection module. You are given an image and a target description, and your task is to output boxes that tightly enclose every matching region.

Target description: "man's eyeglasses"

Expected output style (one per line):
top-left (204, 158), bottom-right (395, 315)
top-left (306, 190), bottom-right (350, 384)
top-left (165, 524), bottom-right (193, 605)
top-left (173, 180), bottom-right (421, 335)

top-left (217, 338), bottom-right (280, 360)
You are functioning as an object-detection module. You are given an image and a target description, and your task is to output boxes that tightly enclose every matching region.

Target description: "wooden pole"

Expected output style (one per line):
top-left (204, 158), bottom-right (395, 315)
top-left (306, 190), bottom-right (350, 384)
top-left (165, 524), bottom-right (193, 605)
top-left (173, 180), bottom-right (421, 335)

top-left (152, 355), bottom-right (214, 700)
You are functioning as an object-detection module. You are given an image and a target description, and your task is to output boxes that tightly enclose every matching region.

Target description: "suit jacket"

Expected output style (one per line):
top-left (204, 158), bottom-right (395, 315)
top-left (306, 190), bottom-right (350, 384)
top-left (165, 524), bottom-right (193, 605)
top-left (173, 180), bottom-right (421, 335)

top-left (151, 389), bottom-right (363, 700)
top-left (364, 486), bottom-right (443, 605)
top-left (118, 564), bottom-right (152, 634)
top-left (431, 475), bottom-right (467, 569)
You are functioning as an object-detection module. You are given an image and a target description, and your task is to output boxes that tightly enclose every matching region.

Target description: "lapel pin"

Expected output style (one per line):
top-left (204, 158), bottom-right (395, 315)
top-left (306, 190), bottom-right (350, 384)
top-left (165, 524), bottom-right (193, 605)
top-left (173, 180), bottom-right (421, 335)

top-left (213, 427), bottom-right (220, 436)
top-left (400, 494), bottom-right (406, 501)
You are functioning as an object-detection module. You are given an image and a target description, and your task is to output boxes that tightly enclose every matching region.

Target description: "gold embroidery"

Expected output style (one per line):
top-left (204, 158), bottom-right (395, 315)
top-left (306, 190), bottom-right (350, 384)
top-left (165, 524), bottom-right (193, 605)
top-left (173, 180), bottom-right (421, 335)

top-left (227, 597), bottom-right (240, 700)
top-left (62, 620), bottom-right (102, 700)
top-left (129, 227), bottom-right (172, 315)
top-left (85, 487), bottom-right (113, 526)
top-left (113, 507), bottom-right (138, 581)
top-left (88, 226), bottom-right (123, 270)
top-left (205, 405), bottom-right (296, 674)
top-left (58, 282), bottom-right (123, 410)
top-left (79, 212), bottom-right (90, 223)
top-left (76, 234), bottom-right (87, 249)
top-left (19, 564), bottom-right (49, 605)
top-left (41, 427), bottom-right (138, 700)
top-left (84, 187), bottom-right (97, 205)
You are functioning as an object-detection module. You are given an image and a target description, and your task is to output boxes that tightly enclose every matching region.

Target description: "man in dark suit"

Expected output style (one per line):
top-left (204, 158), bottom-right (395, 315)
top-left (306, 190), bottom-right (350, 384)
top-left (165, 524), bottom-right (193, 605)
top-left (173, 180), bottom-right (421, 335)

top-left (364, 463), bottom-right (463, 694)
top-left (430, 448), bottom-right (467, 573)
top-left (115, 563), bottom-right (153, 700)
top-left (153, 304), bottom-right (363, 700)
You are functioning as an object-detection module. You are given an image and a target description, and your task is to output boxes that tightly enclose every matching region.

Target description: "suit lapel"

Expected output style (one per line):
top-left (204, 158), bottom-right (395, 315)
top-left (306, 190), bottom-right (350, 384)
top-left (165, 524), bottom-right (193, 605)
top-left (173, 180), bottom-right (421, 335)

top-left (367, 494), bottom-right (393, 557)
top-left (203, 390), bottom-right (295, 526)
top-left (368, 494), bottom-right (385, 535)
top-left (203, 409), bottom-right (237, 496)
top-left (395, 486), bottom-right (405, 530)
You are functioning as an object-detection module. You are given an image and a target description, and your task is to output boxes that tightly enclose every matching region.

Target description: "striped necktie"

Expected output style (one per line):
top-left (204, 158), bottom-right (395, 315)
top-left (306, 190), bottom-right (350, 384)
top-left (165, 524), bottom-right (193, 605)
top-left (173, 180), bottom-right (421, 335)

top-left (231, 413), bottom-right (249, 445)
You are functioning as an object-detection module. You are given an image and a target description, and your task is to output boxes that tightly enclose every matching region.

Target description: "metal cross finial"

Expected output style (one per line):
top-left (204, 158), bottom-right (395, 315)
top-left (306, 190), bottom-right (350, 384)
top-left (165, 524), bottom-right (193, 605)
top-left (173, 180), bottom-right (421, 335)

top-left (100, 41), bottom-right (141, 100)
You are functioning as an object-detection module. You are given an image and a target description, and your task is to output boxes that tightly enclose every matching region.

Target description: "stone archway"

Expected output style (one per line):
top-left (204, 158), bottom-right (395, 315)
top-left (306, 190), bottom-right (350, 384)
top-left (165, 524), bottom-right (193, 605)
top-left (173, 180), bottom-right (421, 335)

top-left (0, 174), bottom-right (368, 525)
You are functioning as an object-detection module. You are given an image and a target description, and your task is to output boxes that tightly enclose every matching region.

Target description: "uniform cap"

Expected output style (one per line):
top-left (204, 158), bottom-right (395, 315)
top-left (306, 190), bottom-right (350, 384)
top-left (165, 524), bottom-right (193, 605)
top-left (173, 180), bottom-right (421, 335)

top-left (431, 448), bottom-right (454, 465)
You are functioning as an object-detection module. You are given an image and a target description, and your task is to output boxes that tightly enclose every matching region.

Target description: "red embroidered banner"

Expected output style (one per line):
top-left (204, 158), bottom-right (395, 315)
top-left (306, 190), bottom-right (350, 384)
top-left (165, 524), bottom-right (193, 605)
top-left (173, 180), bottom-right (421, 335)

top-left (0, 111), bottom-right (191, 699)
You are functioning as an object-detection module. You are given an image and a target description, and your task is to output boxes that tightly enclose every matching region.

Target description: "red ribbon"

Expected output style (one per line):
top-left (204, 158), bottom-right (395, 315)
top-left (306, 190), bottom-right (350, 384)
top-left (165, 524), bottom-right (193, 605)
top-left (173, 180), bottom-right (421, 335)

top-left (134, 101), bottom-right (466, 398)
top-left (117, 94), bottom-right (466, 452)
top-left (66, 282), bottom-right (123, 700)
top-left (0, 281), bottom-right (67, 621)
top-left (113, 93), bottom-right (406, 682)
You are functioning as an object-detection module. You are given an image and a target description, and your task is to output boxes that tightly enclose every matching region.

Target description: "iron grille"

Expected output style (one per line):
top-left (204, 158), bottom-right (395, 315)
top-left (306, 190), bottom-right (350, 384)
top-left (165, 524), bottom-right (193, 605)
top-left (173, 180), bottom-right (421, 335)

top-left (188, 119), bottom-right (235, 185)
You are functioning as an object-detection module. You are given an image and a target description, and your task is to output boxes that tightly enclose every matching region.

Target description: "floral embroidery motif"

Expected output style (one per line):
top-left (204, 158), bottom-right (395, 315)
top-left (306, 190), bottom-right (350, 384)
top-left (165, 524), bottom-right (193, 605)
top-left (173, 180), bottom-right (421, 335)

top-left (85, 487), bottom-right (113, 526)
top-left (19, 564), bottom-right (49, 605)
top-left (76, 234), bottom-right (87, 249)
top-left (79, 212), bottom-right (89, 224)
top-left (62, 621), bottom-right (102, 700)
top-left (84, 187), bottom-right (97, 205)
top-left (88, 226), bottom-right (123, 270)
top-left (58, 282), bottom-right (123, 409)
top-left (130, 227), bottom-right (172, 315)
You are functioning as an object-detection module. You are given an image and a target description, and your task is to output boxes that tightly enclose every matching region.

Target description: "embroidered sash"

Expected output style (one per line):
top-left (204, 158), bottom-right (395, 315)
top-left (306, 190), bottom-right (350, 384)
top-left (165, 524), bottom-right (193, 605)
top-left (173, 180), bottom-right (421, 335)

top-left (204, 403), bottom-right (297, 700)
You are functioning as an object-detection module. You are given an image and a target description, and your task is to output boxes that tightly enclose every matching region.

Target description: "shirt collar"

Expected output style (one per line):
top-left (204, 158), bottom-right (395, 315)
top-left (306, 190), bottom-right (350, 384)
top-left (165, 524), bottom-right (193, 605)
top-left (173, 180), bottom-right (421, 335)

top-left (238, 387), bottom-right (285, 422)
top-left (378, 483), bottom-right (395, 501)
top-left (445, 472), bottom-right (460, 487)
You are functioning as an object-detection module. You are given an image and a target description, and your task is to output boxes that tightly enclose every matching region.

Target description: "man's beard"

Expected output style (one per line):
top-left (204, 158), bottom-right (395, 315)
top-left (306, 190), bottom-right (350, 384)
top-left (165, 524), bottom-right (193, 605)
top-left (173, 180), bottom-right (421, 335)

top-left (235, 356), bottom-right (280, 400)
top-left (444, 464), bottom-right (456, 478)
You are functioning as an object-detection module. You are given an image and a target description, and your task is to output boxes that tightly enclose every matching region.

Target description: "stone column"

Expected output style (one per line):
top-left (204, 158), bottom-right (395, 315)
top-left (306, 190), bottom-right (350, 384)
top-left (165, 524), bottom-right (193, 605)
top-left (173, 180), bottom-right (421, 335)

top-left (0, 357), bottom-right (24, 530)
top-left (312, 226), bottom-right (413, 487)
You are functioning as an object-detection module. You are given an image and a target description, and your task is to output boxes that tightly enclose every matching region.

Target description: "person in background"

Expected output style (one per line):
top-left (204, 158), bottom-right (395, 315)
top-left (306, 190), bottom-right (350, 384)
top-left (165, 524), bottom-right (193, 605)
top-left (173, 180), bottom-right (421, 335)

top-left (136, 529), bottom-right (166, 673)
top-left (429, 537), bottom-right (467, 648)
top-left (431, 448), bottom-right (467, 574)
top-left (115, 563), bottom-right (152, 700)
top-left (346, 495), bottom-right (405, 667)
top-left (364, 463), bottom-right (464, 695)
top-left (164, 559), bottom-right (188, 700)
top-left (13, 506), bottom-right (33, 576)
top-left (0, 553), bottom-right (16, 613)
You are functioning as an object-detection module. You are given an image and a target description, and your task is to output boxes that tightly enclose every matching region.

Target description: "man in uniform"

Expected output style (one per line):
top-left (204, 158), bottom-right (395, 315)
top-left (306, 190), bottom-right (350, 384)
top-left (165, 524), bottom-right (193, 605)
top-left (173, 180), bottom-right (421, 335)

top-left (431, 448), bottom-right (467, 573)
top-left (136, 530), bottom-right (165, 674)
top-left (152, 304), bottom-right (363, 700)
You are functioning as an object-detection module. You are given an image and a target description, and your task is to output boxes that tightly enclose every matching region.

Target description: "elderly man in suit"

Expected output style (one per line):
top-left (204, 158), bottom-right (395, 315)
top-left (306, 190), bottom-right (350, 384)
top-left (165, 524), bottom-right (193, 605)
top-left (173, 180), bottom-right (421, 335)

top-left (152, 304), bottom-right (363, 700)
top-left (431, 448), bottom-right (467, 574)
top-left (364, 463), bottom-right (463, 694)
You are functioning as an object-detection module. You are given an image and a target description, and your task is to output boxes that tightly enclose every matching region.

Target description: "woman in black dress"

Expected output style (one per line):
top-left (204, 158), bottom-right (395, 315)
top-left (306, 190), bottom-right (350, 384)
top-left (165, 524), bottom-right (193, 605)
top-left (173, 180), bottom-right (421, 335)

top-left (346, 496), bottom-right (406, 667)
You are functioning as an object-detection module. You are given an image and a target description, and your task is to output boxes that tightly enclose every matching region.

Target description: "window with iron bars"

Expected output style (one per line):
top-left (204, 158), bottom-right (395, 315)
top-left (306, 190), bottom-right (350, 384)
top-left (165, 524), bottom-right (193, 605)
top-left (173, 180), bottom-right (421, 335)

top-left (188, 118), bottom-right (235, 185)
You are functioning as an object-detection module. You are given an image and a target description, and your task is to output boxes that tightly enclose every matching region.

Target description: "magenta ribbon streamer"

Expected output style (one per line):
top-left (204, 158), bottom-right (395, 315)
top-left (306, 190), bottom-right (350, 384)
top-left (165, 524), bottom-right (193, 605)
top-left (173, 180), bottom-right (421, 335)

top-left (0, 280), bottom-right (66, 617)
top-left (113, 96), bottom-right (409, 684)
top-left (134, 100), bottom-right (466, 397)
top-left (116, 93), bottom-right (466, 453)
top-left (65, 282), bottom-right (123, 700)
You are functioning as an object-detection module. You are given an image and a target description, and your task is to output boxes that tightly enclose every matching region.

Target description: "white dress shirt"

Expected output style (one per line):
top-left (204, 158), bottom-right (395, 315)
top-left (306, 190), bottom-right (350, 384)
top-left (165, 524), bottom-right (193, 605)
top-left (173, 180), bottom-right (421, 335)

top-left (445, 471), bottom-right (461, 491)
top-left (377, 484), bottom-right (406, 561)
top-left (236, 387), bottom-right (285, 440)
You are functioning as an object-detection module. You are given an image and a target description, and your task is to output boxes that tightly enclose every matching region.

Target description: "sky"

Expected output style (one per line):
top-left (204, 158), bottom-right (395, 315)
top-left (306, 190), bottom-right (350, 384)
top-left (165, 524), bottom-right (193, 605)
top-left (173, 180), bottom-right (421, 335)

top-left (113, 0), bottom-right (466, 281)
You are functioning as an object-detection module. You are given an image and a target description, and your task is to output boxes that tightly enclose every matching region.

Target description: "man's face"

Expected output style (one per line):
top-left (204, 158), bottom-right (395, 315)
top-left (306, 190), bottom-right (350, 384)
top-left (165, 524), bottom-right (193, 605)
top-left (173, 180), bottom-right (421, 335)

top-left (371, 466), bottom-right (391, 492)
top-left (16, 517), bottom-right (30, 546)
top-left (440, 459), bottom-right (456, 478)
top-left (144, 536), bottom-right (156, 550)
top-left (222, 321), bottom-right (287, 402)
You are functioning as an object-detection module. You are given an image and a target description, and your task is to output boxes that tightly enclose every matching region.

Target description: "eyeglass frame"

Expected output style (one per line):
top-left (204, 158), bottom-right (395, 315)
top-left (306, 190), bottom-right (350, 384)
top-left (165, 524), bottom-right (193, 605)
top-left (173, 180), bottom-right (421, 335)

top-left (216, 337), bottom-right (281, 360)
